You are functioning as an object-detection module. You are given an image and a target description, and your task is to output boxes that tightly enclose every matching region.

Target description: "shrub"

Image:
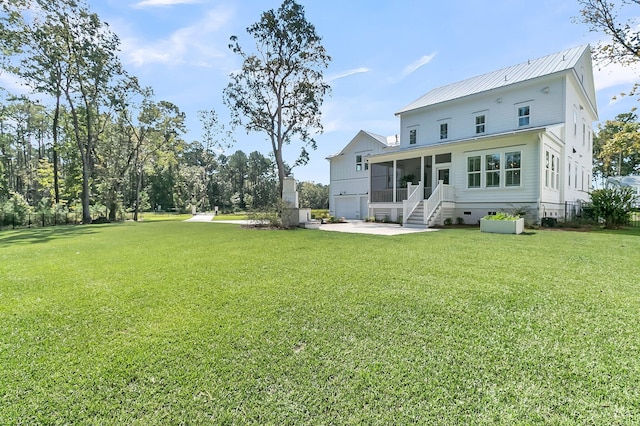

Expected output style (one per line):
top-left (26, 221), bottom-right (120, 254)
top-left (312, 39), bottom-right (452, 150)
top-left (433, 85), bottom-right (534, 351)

top-left (455, 217), bottom-right (465, 225)
top-left (482, 212), bottom-right (520, 221)
top-left (444, 217), bottom-right (453, 226)
top-left (589, 187), bottom-right (636, 229)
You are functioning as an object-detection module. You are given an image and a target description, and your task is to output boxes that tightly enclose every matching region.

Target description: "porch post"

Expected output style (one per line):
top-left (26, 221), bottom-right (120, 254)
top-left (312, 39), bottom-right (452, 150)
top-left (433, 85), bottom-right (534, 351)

top-left (420, 156), bottom-right (425, 199)
top-left (392, 160), bottom-right (397, 203)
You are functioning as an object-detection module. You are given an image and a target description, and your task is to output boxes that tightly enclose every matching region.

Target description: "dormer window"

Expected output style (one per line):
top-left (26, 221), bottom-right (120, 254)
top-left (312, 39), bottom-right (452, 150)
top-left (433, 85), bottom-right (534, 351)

top-left (518, 106), bottom-right (530, 127)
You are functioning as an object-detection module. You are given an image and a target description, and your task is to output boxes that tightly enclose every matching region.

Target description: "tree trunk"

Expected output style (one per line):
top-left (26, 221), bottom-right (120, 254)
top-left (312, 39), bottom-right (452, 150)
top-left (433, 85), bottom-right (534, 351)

top-left (133, 167), bottom-right (143, 221)
top-left (81, 150), bottom-right (92, 224)
top-left (52, 95), bottom-right (61, 204)
top-left (108, 201), bottom-right (117, 221)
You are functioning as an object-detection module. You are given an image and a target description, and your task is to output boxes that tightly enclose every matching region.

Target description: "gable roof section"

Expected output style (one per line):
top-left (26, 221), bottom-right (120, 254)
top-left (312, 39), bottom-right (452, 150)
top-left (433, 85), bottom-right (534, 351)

top-left (326, 130), bottom-right (399, 159)
top-left (396, 45), bottom-right (592, 115)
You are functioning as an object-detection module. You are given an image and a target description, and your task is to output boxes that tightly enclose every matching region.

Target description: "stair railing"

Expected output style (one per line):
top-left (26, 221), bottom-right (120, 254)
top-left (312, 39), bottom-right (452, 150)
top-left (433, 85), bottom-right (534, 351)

top-left (402, 181), bottom-right (423, 225)
top-left (424, 180), bottom-right (444, 227)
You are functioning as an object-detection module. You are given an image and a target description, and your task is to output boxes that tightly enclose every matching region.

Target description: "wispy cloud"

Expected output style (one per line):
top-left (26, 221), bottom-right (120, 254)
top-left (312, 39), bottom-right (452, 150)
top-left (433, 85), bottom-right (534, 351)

top-left (326, 67), bottom-right (370, 82)
top-left (121, 6), bottom-right (233, 67)
top-left (133, 0), bottom-right (203, 8)
top-left (401, 52), bottom-right (437, 78)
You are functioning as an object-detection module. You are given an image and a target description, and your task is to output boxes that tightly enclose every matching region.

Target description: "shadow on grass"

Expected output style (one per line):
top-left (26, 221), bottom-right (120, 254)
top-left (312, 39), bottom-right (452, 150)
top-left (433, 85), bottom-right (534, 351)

top-left (0, 225), bottom-right (99, 246)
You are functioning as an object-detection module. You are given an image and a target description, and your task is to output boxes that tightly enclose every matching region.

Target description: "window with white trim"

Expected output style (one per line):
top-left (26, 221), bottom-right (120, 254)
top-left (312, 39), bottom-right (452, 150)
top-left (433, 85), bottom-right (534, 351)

top-left (409, 128), bottom-right (417, 145)
top-left (573, 108), bottom-right (578, 136)
top-left (440, 123), bottom-right (448, 140)
top-left (475, 115), bottom-right (486, 134)
top-left (555, 156), bottom-right (560, 189)
top-left (505, 151), bottom-right (521, 187)
top-left (467, 156), bottom-right (481, 188)
top-left (355, 155), bottom-right (368, 171)
top-left (582, 122), bottom-right (586, 146)
top-left (545, 151), bottom-right (550, 188)
top-left (551, 154), bottom-right (556, 189)
top-left (568, 161), bottom-right (572, 187)
top-left (485, 154), bottom-right (500, 187)
top-left (574, 161), bottom-right (578, 188)
top-left (518, 106), bottom-right (530, 127)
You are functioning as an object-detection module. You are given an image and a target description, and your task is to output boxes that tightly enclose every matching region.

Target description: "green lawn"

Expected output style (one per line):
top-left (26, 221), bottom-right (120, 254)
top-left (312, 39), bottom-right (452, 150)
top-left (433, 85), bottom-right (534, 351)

top-left (1, 222), bottom-right (639, 424)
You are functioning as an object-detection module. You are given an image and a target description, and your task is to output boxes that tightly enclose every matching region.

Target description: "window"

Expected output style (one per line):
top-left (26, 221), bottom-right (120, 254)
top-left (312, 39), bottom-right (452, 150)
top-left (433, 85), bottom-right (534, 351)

top-left (435, 153), bottom-right (451, 163)
top-left (568, 161), bottom-right (571, 187)
top-left (440, 123), bottom-right (448, 140)
top-left (485, 154), bottom-right (500, 187)
top-left (475, 115), bottom-right (486, 134)
top-left (573, 109), bottom-right (578, 136)
top-left (355, 155), bottom-right (368, 171)
top-left (582, 122), bottom-right (586, 146)
top-left (574, 162), bottom-right (578, 188)
top-left (467, 156), bottom-right (481, 188)
top-left (545, 151), bottom-right (550, 188)
top-left (505, 151), bottom-right (521, 187)
top-left (518, 106), bottom-right (530, 127)
top-left (409, 128), bottom-right (417, 145)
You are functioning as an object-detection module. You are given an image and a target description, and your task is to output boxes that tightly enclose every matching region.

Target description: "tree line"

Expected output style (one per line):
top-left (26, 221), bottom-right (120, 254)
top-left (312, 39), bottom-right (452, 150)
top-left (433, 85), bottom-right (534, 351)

top-left (0, 0), bottom-right (328, 224)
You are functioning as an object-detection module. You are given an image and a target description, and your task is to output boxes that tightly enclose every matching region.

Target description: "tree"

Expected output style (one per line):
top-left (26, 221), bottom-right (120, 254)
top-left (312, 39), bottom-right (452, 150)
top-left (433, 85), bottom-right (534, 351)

top-left (593, 112), bottom-right (640, 180)
top-left (2, 0), bottom-right (125, 223)
top-left (590, 186), bottom-right (636, 228)
top-left (578, 0), bottom-right (640, 94)
top-left (298, 181), bottom-right (328, 209)
top-left (223, 0), bottom-right (330, 198)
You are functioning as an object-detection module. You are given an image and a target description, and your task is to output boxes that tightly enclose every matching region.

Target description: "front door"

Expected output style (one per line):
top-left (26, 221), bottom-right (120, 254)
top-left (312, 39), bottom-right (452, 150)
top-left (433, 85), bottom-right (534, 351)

top-left (436, 167), bottom-right (450, 185)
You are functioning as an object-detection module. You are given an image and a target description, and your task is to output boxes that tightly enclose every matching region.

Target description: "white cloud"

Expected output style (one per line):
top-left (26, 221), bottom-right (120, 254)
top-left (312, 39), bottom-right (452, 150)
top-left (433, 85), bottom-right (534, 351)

top-left (133, 0), bottom-right (203, 8)
top-left (401, 52), bottom-right (437, 78)
top-left (594, 61), bottom-right (640, 92)
top-left (121, 6), bottom-right (233, 67)
top-left (326, 68), bottom-right (370, 82)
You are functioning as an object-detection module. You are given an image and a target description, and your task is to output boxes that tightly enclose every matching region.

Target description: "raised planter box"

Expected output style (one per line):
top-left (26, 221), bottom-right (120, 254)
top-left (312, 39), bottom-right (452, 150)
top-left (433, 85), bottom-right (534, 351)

top-left (480, 217), bottom-right (524, 234)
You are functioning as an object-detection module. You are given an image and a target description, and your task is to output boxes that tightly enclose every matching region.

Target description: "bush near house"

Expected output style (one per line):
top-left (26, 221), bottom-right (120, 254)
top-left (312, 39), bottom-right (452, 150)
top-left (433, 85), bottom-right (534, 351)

top-left (589, 187), bottom-right (636, 229)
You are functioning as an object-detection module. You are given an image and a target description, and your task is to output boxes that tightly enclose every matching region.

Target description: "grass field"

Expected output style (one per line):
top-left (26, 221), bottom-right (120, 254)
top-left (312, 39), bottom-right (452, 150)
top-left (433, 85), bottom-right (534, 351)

top-left (1, 222), bottom-right (639, 424)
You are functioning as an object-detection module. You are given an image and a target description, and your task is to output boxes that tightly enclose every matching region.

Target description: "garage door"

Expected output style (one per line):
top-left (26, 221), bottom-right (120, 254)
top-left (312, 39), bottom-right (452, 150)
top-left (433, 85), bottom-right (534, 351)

top-left (335, 197), bottom-right (357, 219)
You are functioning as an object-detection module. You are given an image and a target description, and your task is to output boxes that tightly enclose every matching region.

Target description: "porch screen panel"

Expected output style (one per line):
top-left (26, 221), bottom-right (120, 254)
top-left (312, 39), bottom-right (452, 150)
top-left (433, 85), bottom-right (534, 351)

top-left (371, 162), bottom-right (393, 202)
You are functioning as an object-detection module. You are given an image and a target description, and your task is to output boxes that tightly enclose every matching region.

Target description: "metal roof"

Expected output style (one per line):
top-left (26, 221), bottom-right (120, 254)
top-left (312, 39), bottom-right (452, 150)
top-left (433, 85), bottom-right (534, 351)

top-left (396, 45), bottom-right (590, 115)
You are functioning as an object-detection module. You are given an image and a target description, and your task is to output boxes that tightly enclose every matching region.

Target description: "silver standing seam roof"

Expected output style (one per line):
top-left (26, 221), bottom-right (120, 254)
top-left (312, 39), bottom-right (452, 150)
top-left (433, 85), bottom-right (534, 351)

top-left (396, 45), bottom-right (590, 115)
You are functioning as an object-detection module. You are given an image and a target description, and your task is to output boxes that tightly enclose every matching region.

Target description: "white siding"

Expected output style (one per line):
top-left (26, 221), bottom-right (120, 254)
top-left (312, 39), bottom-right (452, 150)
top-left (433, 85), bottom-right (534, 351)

top-left (399, 76), bottom-right (565, 149)
top-left (329, 132), bottom-right (393, 218)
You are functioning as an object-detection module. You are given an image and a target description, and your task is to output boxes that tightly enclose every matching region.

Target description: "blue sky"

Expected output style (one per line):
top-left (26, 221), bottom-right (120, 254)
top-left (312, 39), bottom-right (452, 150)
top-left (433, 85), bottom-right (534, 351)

top-left (76, 1), bottom-right (640, 182)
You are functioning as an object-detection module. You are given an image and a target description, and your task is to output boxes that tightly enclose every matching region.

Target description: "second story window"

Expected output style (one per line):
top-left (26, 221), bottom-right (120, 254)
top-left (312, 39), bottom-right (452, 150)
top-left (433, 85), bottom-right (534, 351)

top-left (409, 128), bottom-right (417, 145)
top-left (518, 106), bottom-right (530, 127)
top-left (475, 115), bottom-right (486, 134)
top-left (440, 123), bottom-right (448, 140)
top-left (355, 155), bottom-right (367, 171)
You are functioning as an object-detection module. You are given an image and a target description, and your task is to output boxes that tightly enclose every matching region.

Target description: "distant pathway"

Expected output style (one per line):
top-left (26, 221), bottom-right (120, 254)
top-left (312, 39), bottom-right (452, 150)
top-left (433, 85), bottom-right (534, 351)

top-left (183, 214), bottom-right (215, 222)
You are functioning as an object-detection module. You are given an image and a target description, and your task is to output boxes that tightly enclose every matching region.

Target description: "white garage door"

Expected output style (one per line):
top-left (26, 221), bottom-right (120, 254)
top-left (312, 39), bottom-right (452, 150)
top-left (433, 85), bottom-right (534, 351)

top-left (335, 197), bottom-right (357, 219)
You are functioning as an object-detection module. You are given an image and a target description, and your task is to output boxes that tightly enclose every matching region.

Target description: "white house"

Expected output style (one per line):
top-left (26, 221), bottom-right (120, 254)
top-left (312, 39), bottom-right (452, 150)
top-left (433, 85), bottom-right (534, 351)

top-left (326, 130), bottom-right (399, 219)
top-left (328, 45), bottom-right (598, 226)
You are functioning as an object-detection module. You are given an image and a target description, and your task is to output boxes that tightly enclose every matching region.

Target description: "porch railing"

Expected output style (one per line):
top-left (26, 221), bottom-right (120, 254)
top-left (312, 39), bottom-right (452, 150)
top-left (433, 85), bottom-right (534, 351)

top-left (402, 181), bottom-right (423, 225)
top-left (424, 180), bottom-right (453, 226)
top-left (371, 188), bottom-right (408, 203)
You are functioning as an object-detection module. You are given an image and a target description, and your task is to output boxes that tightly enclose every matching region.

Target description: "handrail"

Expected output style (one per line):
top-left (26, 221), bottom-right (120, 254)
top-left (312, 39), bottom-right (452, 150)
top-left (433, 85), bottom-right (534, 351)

top-left (402, 181), bottom-right (423, 225)
top-left (424, 180), bottom-right (455, 226)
